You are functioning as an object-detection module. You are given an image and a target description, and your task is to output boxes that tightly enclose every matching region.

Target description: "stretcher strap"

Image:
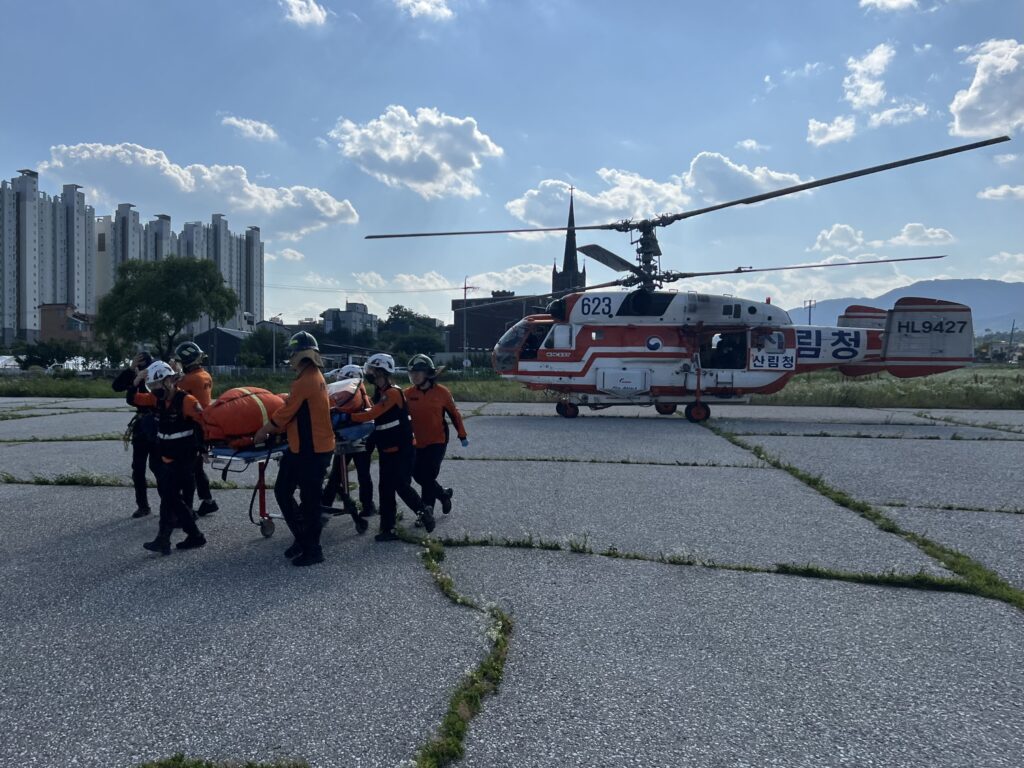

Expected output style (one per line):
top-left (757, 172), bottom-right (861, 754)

top-left (238, 387), bottom-right (271, 426)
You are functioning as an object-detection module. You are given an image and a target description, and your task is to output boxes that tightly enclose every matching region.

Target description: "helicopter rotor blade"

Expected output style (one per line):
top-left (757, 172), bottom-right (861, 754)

top-left (576, 244), bottom-right (644, 276)
top-left (654, 136), bottom-right (1010, 228)
top-left (366, 222), bottom-right (619, 239)
top-left (453, 278), bottom-right (628, 313)
top-left (663, 254), bottom-right (946, 281)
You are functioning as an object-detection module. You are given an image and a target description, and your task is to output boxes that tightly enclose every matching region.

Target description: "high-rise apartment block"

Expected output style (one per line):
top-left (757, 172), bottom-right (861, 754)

top-left (0, 169), bottom-right (265, 344)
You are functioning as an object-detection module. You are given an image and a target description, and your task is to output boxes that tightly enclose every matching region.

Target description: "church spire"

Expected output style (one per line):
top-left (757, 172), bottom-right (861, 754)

top-left (561, 187), bottom-right (578, 278)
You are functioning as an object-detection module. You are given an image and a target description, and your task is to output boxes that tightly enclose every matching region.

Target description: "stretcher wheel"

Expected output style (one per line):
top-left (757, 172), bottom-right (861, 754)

top-left (259, 518), bottom-right (275, 538)
top-left (354, 515), bottom-right (368, 535)
top-left (563, 403), bottom-right (580, 419)
top-left (655, 403), bottom-right (677, 415)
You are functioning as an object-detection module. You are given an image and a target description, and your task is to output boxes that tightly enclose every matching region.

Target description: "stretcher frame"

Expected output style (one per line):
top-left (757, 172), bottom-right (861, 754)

top-left (208, 422), bottom-right (375, 539)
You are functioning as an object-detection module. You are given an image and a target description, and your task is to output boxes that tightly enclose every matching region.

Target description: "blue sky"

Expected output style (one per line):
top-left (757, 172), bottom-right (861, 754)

top-left (2, 0), bottom-right (1021, 323)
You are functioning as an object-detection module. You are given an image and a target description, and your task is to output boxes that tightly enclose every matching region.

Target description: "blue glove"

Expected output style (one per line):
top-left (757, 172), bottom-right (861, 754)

top-left (460, 438), bottom-right (469, 448)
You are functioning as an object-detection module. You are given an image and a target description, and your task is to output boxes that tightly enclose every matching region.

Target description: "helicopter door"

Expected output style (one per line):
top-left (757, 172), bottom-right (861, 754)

top-left (543, 323), bottom-right (573, 350)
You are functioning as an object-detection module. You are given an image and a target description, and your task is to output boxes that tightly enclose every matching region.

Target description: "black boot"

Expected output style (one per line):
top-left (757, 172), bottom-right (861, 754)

top-left (284, 541), bottom-right (303, 559)
top-left (292, 548), bottom-right (324, 567)
top-left (143, 535), bottom-right (171, 556)
top-left (359, 501), bottom-right (378, 518)
top-left (418, 506), bottom-right (436, 534)
top-left (196, 499), bottom-right (218, 517)
top-left (374, 529), bottom-right (399, 542)
top-left (132, 506), bottom-right (151, 519)
top-left (176, 534), bottom-right (207, 550)
top-left (440, 488), bottom-right (453, 515)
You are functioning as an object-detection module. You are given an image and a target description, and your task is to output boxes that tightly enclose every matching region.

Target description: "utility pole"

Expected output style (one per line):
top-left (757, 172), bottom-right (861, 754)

top-left (803, 298), bottom-right (817, 325)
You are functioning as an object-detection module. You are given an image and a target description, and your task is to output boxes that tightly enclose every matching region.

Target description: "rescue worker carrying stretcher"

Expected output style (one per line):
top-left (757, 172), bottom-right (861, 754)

top-left (253, 332), bottom-right (335, 567)
top-left (112, 352), bottom-right (160, 518)
top-left (174, 341), bottom-right (219, 517)
top-left (404, 354), bottom-right (468, 526)
top-left (126, 361), bottom-right (208, 555)
top-left (321, 364), bottom-right (377, 517)
top-left (337, 353), bottom-right (435, 540)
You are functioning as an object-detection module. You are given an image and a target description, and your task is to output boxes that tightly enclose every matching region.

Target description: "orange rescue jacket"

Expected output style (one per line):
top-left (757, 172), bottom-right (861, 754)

top-left (403, 382), bottom-right (467, 447)
top-left (271, 364), bottom-right (335, 455)
top-left (179, 368), bottom-right (213, 407)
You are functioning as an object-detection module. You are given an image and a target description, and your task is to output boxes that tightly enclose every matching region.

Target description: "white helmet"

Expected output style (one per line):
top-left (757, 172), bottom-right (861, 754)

top-left (364, 353), bottom-right (396, 375)
top-left (145, 361), bottom-right (177, 388)
top-left (339, 364), bottom-right (364, 380)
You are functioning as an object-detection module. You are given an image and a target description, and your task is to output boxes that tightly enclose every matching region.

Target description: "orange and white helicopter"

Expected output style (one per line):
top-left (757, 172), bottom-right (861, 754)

top-left (370, 136), bottom-right (1008, 421)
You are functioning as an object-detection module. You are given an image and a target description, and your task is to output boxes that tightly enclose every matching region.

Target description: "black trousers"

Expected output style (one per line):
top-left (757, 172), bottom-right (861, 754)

top-left (378, 444), bottom-right (422, 533)
top-left (275, 451), bottom-right (332, 555)
top-left (322, 450), bottom-right (374, 509)
top-left (183, 452), bottom-right (212, 509)
top-left (154, 457), bottom-right (202, 542)
top-left (131, 435), bottom-right (161, 511)
top-left (413, 443), bottom-right (447, 509)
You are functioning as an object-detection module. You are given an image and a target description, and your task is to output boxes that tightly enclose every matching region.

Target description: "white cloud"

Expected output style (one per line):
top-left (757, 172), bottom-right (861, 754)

top-left (327, 105), bottom-right (503, 199)
top-left (681, 153), bottom-right (807, 203)
top-left (978, 184), bottom-right (1024, 200)
top-left (264, 252), bottom-right (279, 262)
top-left (221, 115), bottom-right (280, 142)
top-left (913, 43), bottom-right (933, 55)
top-left (394, 0), bottom-right (453, 20)
top-left (763, 75), bottom-right (776, 94)
top-left (868, 102), bottom-right (928, 128)
top-left (949, 39), bottom-right (1024, 137)
top-left (887, 222), bottom-right (954, 246)
top-left (860, 0), bottom-right (917, 10)
top-left (39, 142), bottom-right (358, 241)
top-left (735, 139), bottom-right (769, 152)
top-left (807, 115), bottom-right (857, 146)
top-left (810, 224), bottom-right (866, 252)
top-left (995, 153), bottom-right (1019, 164)
top-left (279, 0), bottom-right (328, 27)
top-left (279, 248), bottom-right (305, 261)
top-left (303, 271), bottom-right (342, 287)
top-left (467, 264), bottom-right (554, 292)
top-left (506, 172), bottom-right (691, 231)
top-left (988, 251), bottom-right (1024, 263)
top-left (844, 43), bottom-right (896, 110)
top-left (783, 62), bottom-right (825, 79)
top-left (353, 271), bottom-right (388, 289)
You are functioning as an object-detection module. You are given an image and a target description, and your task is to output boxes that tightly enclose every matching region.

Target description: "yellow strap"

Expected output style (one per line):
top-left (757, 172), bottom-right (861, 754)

top-left (238, 387), bottom-right (270, 426)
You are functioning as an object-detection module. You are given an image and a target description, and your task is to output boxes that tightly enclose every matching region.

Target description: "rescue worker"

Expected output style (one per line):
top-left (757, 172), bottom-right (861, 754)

top-left (321, 364), bottom-right (377, 517)
top-left (253, 332), bottom-right (335, 567)
top-left (112, 352), bottom-right (160, 518)
top-left (126, 361), bottom-right (208, 555)
top-left (336, 353), bottom-right (435, 541)
top-left (174, 340), bottom-right (218, 517)
top-left (404, 354), bottom-right (468, 524)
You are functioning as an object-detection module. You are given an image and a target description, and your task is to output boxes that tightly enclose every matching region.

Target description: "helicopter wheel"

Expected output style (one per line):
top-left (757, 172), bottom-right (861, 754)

top-left (563, 403), bottom-right (580, 419)
top-left (555, 402), bottom-right (567, 417)
top-left (655, 403), bottom-right (677, 416)
top-left (684, 402), bottom-right (710, 423)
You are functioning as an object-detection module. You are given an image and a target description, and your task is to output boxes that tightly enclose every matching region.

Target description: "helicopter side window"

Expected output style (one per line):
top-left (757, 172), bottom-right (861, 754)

top-left (544, 323), bottom-right (573, 349)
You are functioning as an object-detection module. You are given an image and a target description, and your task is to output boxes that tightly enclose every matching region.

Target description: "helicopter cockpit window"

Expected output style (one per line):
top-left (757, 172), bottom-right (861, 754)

top-left (519, 324), bottom-right (552, 360)
top-left (755, 331), bottom-right (785, 353)
top-left (494, 323), bottom-right (529, 371)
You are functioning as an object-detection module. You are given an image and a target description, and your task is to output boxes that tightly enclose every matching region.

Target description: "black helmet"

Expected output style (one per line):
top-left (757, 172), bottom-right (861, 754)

top-left (174, 341), bottom-right (206, 368)
top-left (407, 353), bottom-right (436, 375)
top-left (286, 331), bottom-right (319, 355)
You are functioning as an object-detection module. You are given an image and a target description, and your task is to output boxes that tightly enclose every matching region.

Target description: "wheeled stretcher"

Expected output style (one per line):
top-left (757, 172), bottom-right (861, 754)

top-left (208, 422), bottom-right (375, 539)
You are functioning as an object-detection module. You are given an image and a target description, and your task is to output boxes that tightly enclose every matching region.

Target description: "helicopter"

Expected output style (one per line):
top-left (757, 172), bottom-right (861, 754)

top-left (368, 135), bottom-right (1009, 422)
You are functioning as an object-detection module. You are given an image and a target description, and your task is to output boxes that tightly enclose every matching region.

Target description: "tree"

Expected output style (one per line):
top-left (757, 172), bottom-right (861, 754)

top-left (95, 257), bottom-right (238, 361)
top-left (12, 338), bottom-right (82, 369)
top-left (378, 304), bottom-right (444, 356)
top-left (239, 326), bottom-right (282, 367)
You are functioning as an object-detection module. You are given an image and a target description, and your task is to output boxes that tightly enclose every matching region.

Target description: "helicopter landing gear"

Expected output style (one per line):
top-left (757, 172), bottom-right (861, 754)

top-left (655, 403), bottom-right (677, 416)
top-left (556, 401), bottom-right (579, 418)
top-left (684, 402), bottom-right (710, 423)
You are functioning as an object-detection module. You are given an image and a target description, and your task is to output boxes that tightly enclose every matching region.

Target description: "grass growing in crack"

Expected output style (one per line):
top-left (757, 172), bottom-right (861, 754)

top-left (0, 433), bottom-right (124, 443)
top-left (409, 535), bottom-right (514, 768)
top-left (137, 755), bottom-right (308, 768)
top-left (708, 424), bottom-right (1024, 612)
top-left (568, 533), bottom-right (592, 554)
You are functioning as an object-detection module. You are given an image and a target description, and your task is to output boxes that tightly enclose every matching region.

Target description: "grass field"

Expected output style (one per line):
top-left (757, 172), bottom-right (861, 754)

top-left (1, 365), bottom-right (1022, 409)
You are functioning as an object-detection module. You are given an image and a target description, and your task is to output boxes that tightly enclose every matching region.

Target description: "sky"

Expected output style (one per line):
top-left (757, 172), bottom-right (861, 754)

top-left (1, 0), bottom-right (1021, 324)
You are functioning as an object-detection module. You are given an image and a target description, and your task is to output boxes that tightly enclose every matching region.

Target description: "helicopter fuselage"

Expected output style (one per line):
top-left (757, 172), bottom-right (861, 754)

top-left (492, 290), bottom-right (974, 419)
